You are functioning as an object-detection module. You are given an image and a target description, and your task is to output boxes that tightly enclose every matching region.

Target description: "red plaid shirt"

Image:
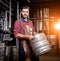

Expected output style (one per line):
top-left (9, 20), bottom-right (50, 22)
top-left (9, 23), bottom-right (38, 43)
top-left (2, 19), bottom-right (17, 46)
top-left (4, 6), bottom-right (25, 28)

top-left (14, 19), bottom-right (35, 37)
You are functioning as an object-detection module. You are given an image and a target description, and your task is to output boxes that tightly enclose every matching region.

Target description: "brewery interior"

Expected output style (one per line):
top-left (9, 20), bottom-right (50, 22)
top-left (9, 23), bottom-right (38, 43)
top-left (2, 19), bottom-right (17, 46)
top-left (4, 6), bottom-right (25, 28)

top-left (0, 0), bottom-right (60, 61)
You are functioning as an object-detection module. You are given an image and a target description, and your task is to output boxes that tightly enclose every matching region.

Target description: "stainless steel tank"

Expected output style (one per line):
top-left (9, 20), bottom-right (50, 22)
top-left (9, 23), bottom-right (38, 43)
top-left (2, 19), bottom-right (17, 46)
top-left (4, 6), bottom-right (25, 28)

top-left (30, 33), bottom-right (51, 56)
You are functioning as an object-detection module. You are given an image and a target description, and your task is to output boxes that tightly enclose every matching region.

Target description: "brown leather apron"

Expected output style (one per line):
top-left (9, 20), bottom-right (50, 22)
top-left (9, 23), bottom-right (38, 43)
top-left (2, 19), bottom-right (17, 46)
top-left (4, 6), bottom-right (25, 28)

top-left (21, 40), bottom-right (31, 58)
top-left (21, 25), bottom-right (33, 58)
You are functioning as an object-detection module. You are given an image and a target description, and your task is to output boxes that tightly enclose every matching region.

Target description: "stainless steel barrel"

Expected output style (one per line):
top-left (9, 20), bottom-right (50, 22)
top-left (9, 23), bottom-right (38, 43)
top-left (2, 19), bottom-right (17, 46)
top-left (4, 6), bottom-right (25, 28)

top-left (30, 33), bottom-right (51, 56)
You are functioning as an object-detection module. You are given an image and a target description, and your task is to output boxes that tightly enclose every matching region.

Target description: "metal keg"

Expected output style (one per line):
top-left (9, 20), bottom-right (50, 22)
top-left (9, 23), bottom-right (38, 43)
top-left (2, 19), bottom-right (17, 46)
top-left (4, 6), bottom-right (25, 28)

top-left (30, 33), bottom-right (51, 56)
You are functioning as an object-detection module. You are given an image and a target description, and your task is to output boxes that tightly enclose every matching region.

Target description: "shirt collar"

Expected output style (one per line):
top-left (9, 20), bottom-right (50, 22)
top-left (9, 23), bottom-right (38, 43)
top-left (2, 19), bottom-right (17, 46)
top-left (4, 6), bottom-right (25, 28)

top-left (21, 16), bottom-right (29, 22)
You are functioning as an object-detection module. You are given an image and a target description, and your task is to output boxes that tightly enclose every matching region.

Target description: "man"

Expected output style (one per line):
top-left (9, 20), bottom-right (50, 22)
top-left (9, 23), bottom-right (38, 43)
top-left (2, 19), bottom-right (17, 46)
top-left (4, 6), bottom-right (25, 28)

top-left (14, 6), bottom-right (39, 61)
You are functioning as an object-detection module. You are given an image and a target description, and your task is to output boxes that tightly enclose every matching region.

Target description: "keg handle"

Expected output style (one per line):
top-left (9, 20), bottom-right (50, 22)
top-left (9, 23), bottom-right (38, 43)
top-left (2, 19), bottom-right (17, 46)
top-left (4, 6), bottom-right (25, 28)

top-left (31, 36), bottom-right (35, 40)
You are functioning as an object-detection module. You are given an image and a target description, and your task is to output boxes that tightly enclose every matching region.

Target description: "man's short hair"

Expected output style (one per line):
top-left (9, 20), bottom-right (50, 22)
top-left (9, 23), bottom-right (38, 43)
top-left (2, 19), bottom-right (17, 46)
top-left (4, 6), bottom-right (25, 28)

top-left (21, 6), bottom-right (30, 11)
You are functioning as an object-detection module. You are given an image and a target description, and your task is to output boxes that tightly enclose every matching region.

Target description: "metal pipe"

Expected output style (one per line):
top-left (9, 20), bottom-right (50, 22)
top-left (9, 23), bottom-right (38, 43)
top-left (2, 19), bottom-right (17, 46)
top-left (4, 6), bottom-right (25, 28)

top-left (4, 10), bottom-right (8, 30)
top-left (27, 0), bottom-right (30, 3)
top-left (9, 0), bottom-right (11, 28)
top-left (17, 2), bottom-right (19, 20)
top-left (0, 0), bottom-right (9, 8)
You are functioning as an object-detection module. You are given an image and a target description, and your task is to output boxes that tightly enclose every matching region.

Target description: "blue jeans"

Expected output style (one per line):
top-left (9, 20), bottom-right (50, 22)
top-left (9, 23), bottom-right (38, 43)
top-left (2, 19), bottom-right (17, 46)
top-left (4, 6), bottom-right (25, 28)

top-left (19, 41), bottom-right (26, 61)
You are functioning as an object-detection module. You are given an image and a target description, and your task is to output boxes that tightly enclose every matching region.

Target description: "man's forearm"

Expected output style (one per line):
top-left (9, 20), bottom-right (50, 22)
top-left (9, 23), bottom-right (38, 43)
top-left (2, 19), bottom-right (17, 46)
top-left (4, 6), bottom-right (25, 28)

top-left (15, 33), bottom-right (34, 40)
top-left (15, 33), bottom-right (28, 39)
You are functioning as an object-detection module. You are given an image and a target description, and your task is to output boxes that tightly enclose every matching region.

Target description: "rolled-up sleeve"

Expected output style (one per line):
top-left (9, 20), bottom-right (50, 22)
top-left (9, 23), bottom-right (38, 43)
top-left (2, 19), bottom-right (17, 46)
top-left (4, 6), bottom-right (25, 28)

top-left (13, 20), bottom-right (24, 37)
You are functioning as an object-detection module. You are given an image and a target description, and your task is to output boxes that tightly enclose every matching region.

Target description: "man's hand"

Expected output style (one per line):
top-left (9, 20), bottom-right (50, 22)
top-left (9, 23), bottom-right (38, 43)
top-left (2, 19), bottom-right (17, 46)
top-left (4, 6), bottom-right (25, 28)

top-left (25, 35), bottom-right (34, 41)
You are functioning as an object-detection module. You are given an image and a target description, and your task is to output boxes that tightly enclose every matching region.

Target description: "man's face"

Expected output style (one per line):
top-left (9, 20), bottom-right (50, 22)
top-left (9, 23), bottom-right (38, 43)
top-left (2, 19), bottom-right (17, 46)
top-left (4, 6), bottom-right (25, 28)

top-left (21, 8), bottom-right (29, 19)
